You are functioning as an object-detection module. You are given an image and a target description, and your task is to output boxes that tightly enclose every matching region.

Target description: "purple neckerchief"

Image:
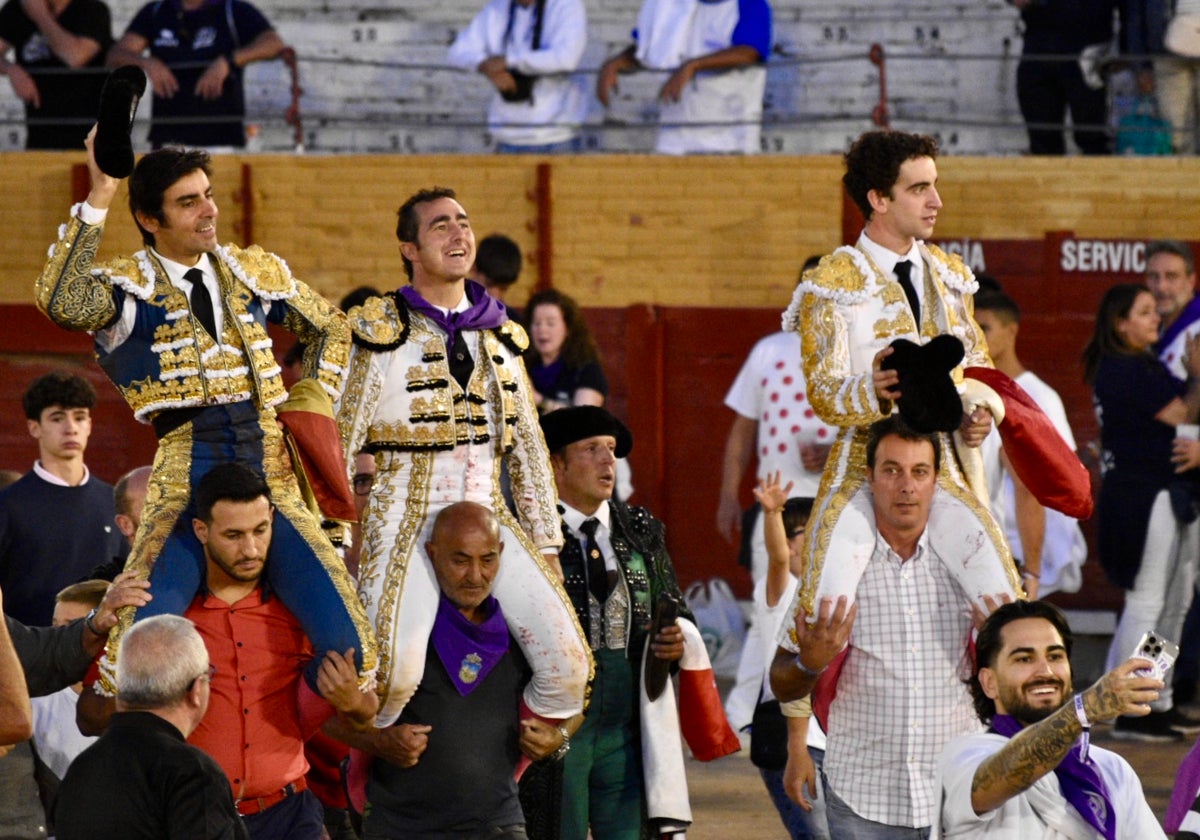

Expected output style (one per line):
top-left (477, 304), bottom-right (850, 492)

top-left (1167, 736), bottom-right (1200, 832)
top-left (990, 714), bottom-right (1115, 840)
top-left (431, 592), bottom-right (510, 696)
top-left (398, 280), bottom-right (509, 350)
top-left (1158, 294), bottom-right (1200, 357)
top-left (530, 357), bottom-right (565, 398)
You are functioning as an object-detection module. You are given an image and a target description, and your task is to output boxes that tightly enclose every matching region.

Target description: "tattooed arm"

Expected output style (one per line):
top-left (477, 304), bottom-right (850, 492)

top-left (970, 658), bottom-right (1162, 814)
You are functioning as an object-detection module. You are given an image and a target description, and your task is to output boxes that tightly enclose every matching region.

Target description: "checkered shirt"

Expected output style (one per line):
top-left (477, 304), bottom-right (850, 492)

top-left (822, 532), bottom-right (982, 829)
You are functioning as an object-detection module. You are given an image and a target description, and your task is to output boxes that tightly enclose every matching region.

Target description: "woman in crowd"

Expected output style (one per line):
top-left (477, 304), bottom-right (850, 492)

top-left (1084, 282), bottom-right (1200, 741)
top-left (525, 289), bottom-right (607, 414)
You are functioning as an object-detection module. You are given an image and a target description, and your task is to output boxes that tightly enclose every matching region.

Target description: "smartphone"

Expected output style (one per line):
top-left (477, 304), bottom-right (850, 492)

top-left (1130, 630), bottom-right (1180, 681)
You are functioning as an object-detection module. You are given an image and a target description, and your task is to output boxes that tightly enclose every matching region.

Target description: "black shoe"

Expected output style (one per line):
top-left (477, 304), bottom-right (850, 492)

top-left (1111, 711), bottom-right (1186, 742)
top-left (1163, 705), bottom-right (1200, 734)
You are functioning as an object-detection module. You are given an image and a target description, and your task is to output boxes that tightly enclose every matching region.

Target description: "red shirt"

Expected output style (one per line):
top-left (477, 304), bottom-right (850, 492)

top-left (186, 587), bottom-right (330, 800)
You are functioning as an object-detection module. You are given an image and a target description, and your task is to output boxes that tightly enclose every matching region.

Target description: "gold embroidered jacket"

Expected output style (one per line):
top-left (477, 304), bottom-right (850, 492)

top-left (35, 206), bottom-right (349, 422)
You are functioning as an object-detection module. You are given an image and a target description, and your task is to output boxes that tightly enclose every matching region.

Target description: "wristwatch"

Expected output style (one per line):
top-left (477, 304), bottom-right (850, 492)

top-left (551, 724), bottom-right (571, 761)
top-left (84, 607), bottom-right (104, 636)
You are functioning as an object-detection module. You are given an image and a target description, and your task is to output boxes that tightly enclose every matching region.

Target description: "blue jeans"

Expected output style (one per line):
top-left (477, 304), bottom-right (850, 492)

top-left (759, 746), bottom-right (830, 839)
top-left (495, 137), bottom-right (581, 154)
top-left (242, 789), bottom-right (325, 840)
top-left (822, 776), bottom-right (929, 840)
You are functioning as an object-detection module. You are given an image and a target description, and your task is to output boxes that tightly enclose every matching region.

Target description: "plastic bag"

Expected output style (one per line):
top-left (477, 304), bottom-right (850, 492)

top-left (684, 578), bottom-right (746, 680)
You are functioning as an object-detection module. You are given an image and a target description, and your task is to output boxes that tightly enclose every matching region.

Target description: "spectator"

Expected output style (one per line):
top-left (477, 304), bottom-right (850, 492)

top-left (717, 254), bottom-right (835, 732)
top-left (536, 406), bottom-right (693, 840)
top-left (525, 288), bottom-right (607, 414)
top-left (748, 474), bottom-right (829, 840)
top-left (1148, 239), bottom-right (1200, 379)
top-left (771, 416), bottom-right (1012, 837)
top-left (55, 614), bottom-right (248, 840)
top-left (1145, 240), bottom-right (1200, 705)
top-left (0, 0), bottom-right (112, 149)
top-left (333, 502), bottom-right (567, 839)
top-left (974, 286), bottom-right (1086, 598)
top-left (471, 233), bottom-right (524, 321)
top-left (935, 600), bottom-right (1165, 838)
top-left (597, 0), bottom-right (772, 154)
top-left (447, 0), bottom-right (588, 154)
top-left (334, 186), bottom-right (588, 730)
top-left (86, 464), bottom-right (153, 582)
top-left (36, 127), bottom-right (375, 699)
top-left (0, 571), bottom-right (150, 840)
top-left (1008, 0), bottom-right (1118, 154)
top-left (28, 580), bottom-right (107, 831)
top-left (1083, 282), bottom-right (1200, 740)
top-left (1125, 0), bottom-right (1198, 153)
top-left (782, 130), bottom-right (1017, 648)
top-left (80, 464), bottom-right (375, 839)
top-left (0, 371), bottom-right (124, 627)
top-left (107, 0), bottom-right (285, 149)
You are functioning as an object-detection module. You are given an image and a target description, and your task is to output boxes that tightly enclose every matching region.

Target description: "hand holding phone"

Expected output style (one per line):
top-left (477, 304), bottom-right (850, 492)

top-left (1130, 631), bottom-right (1179, 681)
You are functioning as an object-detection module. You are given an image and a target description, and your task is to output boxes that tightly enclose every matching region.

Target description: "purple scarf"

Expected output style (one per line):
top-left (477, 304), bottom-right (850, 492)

top-left (1158, 293), bottom-right (1200, 358)
top-left (398, 280), bottom-right (509, 349)
top-left (430, 592), bottom-right (510, 696)
top-left (1167, 736), bottom-right (1200, 832)
top-left (990, 714), bottom-right (1115, 840)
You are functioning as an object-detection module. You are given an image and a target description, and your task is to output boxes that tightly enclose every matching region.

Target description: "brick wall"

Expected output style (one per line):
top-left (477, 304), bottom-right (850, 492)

top-left (0, 0), bottom-right (1035, 154)
top-left (6, 152), bottom-right (1197, 308)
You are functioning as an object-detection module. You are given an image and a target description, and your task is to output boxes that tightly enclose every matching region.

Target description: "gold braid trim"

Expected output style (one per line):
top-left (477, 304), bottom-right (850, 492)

top-left (98, 422), bottom-right (197, 696)
top-left (36, 215), bottom-right (117, 331)
top-left (256, 414), bottom-right (378, 688)
top-left (370, 450), bottom-right (434, 712)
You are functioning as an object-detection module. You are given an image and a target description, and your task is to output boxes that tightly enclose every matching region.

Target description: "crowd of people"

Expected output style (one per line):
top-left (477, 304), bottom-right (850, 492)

top-left (13, 0), bottom-right (1200, 156)
top-left (0, 0), bottom-right (286, 152)
top-left (2, 116), bottom-right (1200, 840)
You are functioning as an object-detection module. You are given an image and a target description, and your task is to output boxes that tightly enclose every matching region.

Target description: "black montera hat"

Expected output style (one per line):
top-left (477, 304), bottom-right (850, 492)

top-left (539, 406), bottom-right (633, 458)
top-left (881, 334), bottom-right (965, 433)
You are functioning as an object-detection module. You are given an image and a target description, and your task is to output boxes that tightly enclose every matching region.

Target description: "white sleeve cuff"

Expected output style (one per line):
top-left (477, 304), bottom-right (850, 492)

top-left (78, 202), bottom-right (109, 225)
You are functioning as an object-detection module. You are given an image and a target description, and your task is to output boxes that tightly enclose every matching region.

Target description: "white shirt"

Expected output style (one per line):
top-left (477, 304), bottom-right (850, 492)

top-left (821, 529), bottom-right (980, 829)
top-left (936, 732), bottom-right (1166, 839)
top-left (753, 573), bottom-right (826, 750)
top-left (560, 499), bottom-right (616, 573)
top-left (32, 461), bottom-right (90, 487)
top-left (446, 0), bottom-right (588, 146)
top-left (78, 201), bottom-right (233, 352)
top-left (858, 231), bottom-right (927, 312)
top-left (31, 687), bottom-right (95, 781)
top-left (724, 331), bottom-right (836, 498)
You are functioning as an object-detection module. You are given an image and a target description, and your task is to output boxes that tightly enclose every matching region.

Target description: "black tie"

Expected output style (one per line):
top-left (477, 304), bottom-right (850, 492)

top-left (894, 260), bottom-right (920, 323)
top-left (448, 329), bottom-right (473, 391)
top-left (186, 267), bottom-right (218, 337)
top-left (579, 517), bottom-right (608, 604)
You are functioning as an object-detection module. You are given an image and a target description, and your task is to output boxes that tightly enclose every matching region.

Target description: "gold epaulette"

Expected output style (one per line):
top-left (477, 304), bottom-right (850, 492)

top-left (924, 243), bottom-right (977, 294)
top-left (349, 292), bottom-right (409, 351)
top-left (803, 248), bottom-right (873, 300)
top-left (495, 319), bottom-right (529, 355)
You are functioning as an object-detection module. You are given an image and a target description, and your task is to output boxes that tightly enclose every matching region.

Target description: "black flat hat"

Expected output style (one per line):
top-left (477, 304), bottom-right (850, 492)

top-left (94, 66), bottom-right (146, 179)
top-left (881, 334), bottom-right (965, 433)
top-left (539, 406), bottom-right (633, 458)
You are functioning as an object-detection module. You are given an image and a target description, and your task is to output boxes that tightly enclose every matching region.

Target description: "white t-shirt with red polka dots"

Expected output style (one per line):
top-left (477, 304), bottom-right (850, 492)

top-left (724, 331), bottom-right (837, 498)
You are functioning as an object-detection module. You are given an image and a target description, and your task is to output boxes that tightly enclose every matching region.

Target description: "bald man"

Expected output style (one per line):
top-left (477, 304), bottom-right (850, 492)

top-left (334, 502), bottom-right (568, 839)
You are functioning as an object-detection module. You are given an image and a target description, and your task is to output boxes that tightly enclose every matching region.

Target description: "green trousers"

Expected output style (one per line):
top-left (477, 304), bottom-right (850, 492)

top-left (560, 648), bottom-right (643, 840)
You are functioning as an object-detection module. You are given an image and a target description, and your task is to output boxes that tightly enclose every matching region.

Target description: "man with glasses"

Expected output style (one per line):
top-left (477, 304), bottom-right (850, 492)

top-left (55, 614), bottom-right (248, 839)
